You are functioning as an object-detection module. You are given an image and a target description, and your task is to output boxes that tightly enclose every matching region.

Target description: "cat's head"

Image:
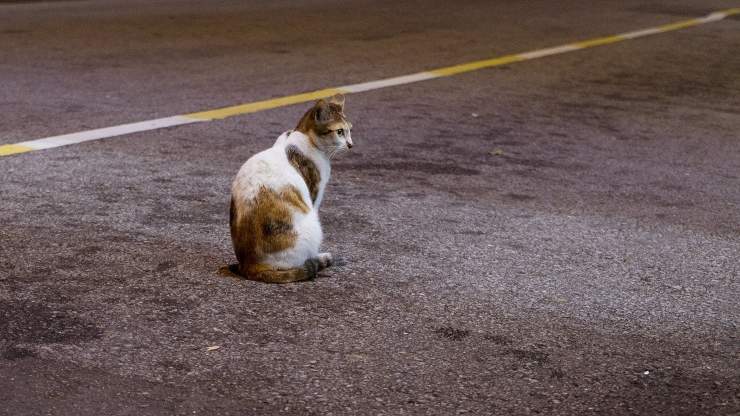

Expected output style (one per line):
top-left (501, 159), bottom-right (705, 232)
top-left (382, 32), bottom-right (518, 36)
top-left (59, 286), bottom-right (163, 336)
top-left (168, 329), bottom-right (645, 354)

top-left (296, 94), bottom-right (353, 157)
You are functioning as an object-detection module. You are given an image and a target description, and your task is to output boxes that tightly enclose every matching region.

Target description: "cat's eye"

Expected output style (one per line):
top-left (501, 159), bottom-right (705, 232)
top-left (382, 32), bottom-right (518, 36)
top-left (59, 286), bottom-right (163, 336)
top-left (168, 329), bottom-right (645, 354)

top-left (336, 129), bottom-right (344, 136)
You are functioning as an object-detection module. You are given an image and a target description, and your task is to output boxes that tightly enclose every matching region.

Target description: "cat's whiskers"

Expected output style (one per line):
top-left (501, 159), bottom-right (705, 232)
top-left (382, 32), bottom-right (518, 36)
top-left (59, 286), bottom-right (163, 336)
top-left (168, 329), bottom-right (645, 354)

top-left (327, 146), bottom-right (340, 160)
top-left (328, 145), bottom-right (349, 160)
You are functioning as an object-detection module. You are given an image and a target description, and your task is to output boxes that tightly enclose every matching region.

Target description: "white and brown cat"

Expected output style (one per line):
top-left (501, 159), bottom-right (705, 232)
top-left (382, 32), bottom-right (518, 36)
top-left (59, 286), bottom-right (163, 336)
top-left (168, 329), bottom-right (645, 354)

top-left (229, 95), bottom-right (353, 283)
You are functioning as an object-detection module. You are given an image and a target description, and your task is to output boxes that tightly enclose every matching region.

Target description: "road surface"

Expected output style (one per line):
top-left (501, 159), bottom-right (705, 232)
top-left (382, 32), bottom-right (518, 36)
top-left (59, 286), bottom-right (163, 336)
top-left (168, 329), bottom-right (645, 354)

top-left (1, 0), bottom-right (739, 414)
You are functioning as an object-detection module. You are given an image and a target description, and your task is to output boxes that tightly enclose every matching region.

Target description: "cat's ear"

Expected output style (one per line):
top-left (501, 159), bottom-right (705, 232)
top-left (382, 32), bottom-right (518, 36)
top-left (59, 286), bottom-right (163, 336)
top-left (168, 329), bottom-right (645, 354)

top-left (328, 94), bottom-right (345, 109)
top-left (313, 99), bottom-right (331, 124)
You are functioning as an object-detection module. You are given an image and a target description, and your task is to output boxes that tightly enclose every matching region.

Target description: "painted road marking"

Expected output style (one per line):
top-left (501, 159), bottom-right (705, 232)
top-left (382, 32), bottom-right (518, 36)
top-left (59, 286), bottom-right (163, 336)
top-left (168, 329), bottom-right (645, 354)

top-left (187, 88), bottom-right (345, 120)
top-left (13, 116), bottom-right (200, 152)
top-left (340, 73), bottom-right (440, 94)
top-left (517, 44), bottom-right (581, 60)
top-left (1, 8), bottom-right (738, 158)
top-left (0, 144), bottom-right (33, 156)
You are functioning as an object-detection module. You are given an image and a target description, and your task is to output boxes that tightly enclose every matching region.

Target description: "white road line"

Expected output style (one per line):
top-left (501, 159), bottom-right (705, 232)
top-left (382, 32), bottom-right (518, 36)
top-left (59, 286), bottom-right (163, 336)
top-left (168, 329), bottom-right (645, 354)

top-left (618, 27), bottom-right (664, 40)
top-left (339, 72), bottom-right (440, 93)
top-left (16, 116), bottom-right (202, 151)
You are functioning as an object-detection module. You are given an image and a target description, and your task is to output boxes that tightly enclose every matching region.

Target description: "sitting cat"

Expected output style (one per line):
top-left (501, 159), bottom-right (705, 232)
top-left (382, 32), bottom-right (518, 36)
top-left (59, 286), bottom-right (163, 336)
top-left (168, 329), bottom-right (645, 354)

top-left (229, 95), bottom-right (353, 283)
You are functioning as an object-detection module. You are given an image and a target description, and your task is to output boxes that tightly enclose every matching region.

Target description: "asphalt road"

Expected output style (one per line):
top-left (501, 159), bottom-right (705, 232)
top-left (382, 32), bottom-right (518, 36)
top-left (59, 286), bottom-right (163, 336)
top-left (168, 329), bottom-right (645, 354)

top-left (1, 1), bottom-right (739, 415)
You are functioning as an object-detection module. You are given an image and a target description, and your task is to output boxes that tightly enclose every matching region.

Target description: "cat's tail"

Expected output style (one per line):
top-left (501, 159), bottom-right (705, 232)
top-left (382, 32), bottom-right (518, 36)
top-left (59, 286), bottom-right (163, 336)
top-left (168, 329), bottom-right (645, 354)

top-left (228, 257), bottom-right (328, 283)
top-left (248, 265), bottom-right (314, 283)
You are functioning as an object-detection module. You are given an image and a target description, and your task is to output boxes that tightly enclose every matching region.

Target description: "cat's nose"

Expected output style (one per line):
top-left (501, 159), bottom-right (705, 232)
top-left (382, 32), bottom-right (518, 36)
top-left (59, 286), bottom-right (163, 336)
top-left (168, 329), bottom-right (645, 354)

top-left (347, 138), bottom-right (354, 148)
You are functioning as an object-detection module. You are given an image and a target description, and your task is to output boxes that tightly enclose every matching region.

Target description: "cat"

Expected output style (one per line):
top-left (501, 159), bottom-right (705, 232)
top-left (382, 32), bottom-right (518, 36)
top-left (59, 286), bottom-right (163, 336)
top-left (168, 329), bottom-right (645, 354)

top-left (229, 95), bottom-right (353, 283)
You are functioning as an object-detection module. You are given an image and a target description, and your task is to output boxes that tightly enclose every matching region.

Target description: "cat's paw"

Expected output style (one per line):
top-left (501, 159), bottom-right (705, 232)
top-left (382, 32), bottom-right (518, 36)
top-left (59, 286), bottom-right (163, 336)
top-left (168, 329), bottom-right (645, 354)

top-left (303, 258), bottom-right (320, 280)
top-left (317, 252), bottom-right (333, 269)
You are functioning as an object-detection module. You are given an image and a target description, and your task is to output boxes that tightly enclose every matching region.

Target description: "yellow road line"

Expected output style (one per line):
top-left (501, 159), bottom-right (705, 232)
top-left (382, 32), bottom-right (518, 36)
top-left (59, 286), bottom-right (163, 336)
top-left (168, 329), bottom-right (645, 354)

top-left (657, 18), bottom-right (704, 32)
top-left (0, 144), bottom-right (33, 156)
top-left (186, 88), bottom-right (347, 121)
top-left (427, 55), bottom-right (524, 77)
top-left (572, 35), bottom-right (627, 49)
top-left (2, 8), bottom-right (738, 158)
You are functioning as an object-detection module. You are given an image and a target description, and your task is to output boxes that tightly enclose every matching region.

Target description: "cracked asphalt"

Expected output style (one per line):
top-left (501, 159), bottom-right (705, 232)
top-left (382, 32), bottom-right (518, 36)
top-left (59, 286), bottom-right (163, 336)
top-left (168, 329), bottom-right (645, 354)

top-left (1, 0), bottom-right (739, 415)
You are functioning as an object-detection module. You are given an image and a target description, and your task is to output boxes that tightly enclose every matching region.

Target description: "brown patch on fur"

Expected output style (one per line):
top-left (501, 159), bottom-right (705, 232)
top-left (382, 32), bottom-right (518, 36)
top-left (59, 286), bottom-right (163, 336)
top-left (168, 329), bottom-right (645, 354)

top-left (286, 145), bottom-right (321, 203)
top-left (230, 186), bottom-right (310, 279)
top-left (281, 185), bottom-right (310, 213)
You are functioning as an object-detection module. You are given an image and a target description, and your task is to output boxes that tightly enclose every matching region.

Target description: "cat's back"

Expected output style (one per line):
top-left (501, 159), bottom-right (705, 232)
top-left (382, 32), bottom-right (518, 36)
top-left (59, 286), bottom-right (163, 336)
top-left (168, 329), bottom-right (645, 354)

top-left (231, 141), bottom-right (300, 202)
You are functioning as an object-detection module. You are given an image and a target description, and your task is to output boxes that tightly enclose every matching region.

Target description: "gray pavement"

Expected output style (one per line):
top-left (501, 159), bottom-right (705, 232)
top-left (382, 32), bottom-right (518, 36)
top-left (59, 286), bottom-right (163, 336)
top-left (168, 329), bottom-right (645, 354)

top-left (1, 1), bottom-right (739, 415)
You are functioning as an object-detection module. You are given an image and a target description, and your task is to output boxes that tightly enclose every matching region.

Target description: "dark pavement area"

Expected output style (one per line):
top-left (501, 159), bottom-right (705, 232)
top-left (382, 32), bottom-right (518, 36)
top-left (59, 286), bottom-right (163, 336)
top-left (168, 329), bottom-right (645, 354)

top-left (1, 0), bottom-right (739, 414)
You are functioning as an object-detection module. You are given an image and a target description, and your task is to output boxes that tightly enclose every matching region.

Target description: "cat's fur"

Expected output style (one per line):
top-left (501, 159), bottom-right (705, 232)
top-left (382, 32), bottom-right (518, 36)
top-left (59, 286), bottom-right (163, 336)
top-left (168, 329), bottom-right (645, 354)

top-left (229, 95), bottom-right (353, 283)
